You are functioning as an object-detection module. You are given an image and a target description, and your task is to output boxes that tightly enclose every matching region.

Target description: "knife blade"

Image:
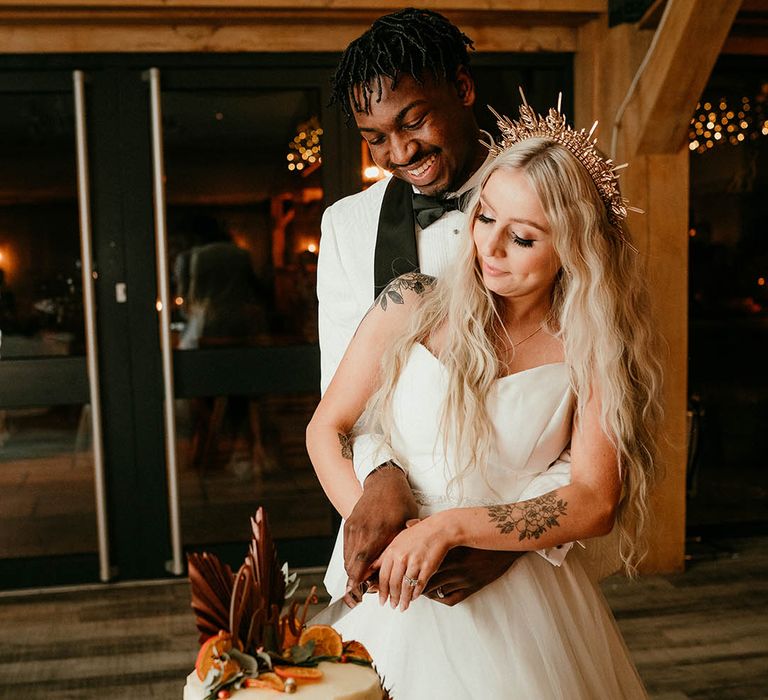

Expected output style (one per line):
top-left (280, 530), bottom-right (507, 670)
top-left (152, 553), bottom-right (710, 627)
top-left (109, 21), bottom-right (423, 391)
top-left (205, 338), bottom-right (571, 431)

top-left (306, 595), bottom-right (356, 627)
top-left (307, 580), bottom-right (374, 627)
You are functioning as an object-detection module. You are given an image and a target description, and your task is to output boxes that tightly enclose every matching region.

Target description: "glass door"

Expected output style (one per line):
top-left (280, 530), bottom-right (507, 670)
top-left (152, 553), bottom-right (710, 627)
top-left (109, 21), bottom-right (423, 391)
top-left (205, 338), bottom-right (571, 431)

top-left (0, 70), bottom-right (108, 588)
top-left (0, 56), bottom-right (357, 589)
top-left (149, 64), bottom-right (353, 570)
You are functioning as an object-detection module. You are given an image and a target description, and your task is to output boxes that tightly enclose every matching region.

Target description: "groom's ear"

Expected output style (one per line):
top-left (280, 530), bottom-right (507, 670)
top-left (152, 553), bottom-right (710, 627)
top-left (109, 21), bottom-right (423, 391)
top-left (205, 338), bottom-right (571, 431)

top-left (454, 67), bottom-right (476, 108)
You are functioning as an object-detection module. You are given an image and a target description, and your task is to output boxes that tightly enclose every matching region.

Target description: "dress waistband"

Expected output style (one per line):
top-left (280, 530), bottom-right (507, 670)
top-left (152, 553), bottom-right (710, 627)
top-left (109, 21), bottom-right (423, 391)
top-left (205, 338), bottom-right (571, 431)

top-left (412, 490), bottom-right (498, 508)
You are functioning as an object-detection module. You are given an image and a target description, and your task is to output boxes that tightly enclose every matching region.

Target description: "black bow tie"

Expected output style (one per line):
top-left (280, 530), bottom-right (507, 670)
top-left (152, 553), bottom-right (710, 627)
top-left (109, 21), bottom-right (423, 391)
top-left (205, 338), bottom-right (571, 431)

top-left (412, 192), bottom-right (465, 229)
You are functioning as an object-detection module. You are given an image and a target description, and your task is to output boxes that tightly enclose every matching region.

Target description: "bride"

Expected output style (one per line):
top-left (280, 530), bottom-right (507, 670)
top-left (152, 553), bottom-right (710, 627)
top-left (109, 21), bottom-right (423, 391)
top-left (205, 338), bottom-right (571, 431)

top-left (306, 100), bottom-right (661, 699)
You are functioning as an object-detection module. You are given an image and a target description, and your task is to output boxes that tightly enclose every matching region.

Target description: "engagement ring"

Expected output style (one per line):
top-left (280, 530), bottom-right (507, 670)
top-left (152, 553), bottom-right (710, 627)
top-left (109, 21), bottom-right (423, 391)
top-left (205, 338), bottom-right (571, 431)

top-left (403, 575), bottom-right (420, 587)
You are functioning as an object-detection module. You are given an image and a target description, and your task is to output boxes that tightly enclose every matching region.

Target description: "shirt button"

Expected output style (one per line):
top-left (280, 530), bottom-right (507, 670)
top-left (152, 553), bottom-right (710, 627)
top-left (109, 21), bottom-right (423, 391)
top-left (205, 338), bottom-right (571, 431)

top-left (452, 229), bottom-right (460, 235)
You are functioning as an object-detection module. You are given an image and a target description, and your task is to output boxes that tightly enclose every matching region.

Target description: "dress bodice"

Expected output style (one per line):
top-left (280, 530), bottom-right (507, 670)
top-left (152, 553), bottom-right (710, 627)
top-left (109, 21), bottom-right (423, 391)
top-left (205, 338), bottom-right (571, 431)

top-left (390, 343), bottom-right (573, 510)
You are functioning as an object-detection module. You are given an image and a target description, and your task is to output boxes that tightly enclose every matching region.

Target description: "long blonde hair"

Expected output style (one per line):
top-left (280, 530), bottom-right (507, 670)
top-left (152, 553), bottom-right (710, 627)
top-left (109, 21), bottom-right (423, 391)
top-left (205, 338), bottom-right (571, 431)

top-left (363, 138), bottom-right (663, 574)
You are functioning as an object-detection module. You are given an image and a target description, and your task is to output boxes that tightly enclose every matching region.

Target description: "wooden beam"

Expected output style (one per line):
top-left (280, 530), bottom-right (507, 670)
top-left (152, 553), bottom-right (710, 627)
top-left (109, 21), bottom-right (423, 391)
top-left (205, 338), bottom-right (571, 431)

top-left (0, 21), bottom-right (578, 54)
top-left (625, 0), bottom-right (741, 155)
top-left (0, 0), bottom-right (606, 54)
top-left (0, 0), bottom-right (606, 11)
top-left (723, 34), bottom-right (768, 54)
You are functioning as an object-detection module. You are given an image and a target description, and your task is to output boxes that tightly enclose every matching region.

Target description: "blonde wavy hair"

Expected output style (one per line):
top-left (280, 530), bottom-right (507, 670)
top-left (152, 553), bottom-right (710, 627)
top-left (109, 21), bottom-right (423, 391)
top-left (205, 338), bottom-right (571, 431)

top-left (362, 138), bottom-right (663, 575)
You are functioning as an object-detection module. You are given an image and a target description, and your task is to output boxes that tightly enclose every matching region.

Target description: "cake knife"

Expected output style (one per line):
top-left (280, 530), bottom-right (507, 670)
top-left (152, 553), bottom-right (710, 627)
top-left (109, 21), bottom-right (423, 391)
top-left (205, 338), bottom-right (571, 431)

top-left (308, 581), bottom-right (373, 627)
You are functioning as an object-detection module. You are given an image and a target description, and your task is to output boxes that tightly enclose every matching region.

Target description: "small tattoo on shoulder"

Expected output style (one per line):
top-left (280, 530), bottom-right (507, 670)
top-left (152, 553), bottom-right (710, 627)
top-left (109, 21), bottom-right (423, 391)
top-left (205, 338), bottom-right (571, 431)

top-left (486, 493), bottom-right (568, 541)
top-left (375, 272), bottom-right (435, 311)
top-left (338, 432), bottom-right (353, 460)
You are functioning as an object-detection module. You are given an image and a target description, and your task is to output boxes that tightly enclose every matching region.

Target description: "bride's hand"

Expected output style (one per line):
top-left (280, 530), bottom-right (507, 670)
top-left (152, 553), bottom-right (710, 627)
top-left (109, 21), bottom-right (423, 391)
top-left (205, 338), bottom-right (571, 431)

top-left (375, 515), bottom-right (452, 611)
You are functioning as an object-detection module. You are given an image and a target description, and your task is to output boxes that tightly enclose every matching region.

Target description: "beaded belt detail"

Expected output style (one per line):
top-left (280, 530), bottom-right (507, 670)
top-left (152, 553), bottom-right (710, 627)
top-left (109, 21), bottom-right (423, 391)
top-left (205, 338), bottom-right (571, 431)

top-left (412, 490), bottom-right (498, 508)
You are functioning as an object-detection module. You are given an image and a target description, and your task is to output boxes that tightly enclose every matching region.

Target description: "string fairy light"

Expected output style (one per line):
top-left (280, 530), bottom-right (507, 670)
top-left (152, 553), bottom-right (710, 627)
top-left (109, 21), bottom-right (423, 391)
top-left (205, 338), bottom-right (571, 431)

top-left (287, 117), bottom-right (323, 173)
top-left (689, 84), bottom-right (768, 154)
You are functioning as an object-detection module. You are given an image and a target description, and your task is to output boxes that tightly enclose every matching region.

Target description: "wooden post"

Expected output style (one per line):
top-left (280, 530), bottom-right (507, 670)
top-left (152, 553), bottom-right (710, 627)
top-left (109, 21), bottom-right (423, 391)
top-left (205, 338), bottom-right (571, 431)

top-left (576, 1), bottom-right (741, 572)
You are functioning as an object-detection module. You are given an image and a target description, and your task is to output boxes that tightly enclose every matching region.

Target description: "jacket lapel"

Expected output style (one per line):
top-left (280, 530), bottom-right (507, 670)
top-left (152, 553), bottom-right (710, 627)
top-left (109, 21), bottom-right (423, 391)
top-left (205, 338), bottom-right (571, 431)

top-left (373, 176), bottom-right (419, 299)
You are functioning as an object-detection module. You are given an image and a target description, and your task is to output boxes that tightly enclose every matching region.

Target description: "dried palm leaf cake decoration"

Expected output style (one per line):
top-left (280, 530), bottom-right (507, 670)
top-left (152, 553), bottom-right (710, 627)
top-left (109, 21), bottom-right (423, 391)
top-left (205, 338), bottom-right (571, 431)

top-left (184, 507), bottom-right (389, 699)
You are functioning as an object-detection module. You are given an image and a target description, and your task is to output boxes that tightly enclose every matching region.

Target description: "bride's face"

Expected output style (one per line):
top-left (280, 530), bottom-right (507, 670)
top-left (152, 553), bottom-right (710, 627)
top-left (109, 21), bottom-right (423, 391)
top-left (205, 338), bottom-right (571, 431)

top-left (472, 167), bottom-right (560, 304)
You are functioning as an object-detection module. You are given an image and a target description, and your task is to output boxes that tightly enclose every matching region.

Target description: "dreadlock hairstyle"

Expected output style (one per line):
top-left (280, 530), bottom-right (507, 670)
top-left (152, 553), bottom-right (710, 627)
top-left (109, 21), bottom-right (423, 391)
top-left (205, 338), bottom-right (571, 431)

top-left (331, 8), bottom-right (475, 122)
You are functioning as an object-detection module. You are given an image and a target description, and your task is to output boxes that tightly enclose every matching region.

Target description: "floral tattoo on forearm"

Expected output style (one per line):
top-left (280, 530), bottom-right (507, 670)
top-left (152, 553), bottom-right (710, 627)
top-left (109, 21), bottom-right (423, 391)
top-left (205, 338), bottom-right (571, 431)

top-left (486, 493), bottom-right (568, 541)
top-left (374, 272), bottom-right (435, 311)
top-left (338, 432), bottom-right (353, 460)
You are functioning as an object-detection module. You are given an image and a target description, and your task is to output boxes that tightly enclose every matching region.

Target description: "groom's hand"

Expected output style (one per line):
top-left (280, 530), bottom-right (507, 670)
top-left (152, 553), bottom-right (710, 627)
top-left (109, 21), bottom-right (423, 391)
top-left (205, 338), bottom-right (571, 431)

top-left (343, 464), bottom-right (418, 601)
top-left (423, 548), bottom-right (524, 606)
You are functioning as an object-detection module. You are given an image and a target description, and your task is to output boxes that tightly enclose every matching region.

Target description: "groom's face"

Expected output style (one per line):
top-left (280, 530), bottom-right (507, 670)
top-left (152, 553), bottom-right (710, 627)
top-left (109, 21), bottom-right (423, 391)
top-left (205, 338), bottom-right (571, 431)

top-left (352, 69), bottom-right (480, 197)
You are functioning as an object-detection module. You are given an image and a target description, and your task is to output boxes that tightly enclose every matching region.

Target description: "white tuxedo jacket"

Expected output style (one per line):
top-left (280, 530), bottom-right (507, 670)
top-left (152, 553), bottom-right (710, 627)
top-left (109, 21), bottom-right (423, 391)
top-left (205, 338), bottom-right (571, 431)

top-left (318, 176), bottom-right (466, 395)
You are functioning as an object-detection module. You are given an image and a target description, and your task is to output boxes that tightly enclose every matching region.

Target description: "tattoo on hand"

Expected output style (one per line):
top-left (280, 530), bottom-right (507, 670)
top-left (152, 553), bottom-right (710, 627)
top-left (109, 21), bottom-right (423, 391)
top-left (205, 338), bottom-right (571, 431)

top-left (338, 432), bottom-right (353, 460)
top-left (487, 493), bottom-right (568, 541)
top-left (375, 272), bottom-right (435, 311)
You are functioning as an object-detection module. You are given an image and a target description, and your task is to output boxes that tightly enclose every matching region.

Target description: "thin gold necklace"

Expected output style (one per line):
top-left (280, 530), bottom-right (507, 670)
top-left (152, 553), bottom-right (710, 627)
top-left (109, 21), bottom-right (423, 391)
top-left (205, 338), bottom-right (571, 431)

top-left (510, 324), bottom-right (544, 348)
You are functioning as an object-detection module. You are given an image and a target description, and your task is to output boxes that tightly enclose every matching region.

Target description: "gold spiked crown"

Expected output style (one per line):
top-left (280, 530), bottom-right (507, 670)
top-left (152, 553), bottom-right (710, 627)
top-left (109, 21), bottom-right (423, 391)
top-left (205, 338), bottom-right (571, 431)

top-left (485, 89), bottom-right (639, 229)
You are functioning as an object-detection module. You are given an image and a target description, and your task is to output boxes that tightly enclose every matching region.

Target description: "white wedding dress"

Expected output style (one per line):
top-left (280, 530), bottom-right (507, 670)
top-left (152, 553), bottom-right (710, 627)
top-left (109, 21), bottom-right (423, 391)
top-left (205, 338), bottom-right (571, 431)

top-left (324, 343), bottom-right (647, 700)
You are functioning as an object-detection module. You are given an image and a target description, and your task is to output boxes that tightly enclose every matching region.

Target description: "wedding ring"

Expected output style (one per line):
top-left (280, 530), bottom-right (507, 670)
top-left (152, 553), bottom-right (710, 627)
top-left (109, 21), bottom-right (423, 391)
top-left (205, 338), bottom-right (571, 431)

top-left (436, 586), bottom-right (445, 599)
top-left (403, 575), bottom-right (420, 587)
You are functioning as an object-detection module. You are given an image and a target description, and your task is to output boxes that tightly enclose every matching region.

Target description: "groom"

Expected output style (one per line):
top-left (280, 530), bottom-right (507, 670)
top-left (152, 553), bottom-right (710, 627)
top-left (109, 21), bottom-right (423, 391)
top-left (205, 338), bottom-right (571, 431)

top-left (318, 8), bottom-right (573, 605)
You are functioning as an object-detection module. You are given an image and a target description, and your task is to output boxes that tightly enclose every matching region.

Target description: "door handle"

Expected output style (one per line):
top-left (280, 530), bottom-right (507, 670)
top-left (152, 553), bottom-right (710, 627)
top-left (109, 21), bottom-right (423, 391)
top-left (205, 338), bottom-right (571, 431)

top-left (73, 69), bottom-right (112, 583)
top-left (147, 67), bottom-right (184, 576)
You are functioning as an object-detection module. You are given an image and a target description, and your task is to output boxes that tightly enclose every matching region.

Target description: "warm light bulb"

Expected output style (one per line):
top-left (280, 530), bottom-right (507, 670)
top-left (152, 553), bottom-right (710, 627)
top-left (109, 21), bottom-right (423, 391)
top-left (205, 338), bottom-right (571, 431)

top-left (308, 243), bottom-right (317, 253)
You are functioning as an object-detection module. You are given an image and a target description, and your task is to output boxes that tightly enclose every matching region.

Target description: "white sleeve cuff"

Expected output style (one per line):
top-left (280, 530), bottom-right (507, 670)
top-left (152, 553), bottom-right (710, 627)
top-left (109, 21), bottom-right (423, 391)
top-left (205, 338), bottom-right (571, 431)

top-left (536, 542), bottom-right (574, 566)
top-left (352, 434), bottom-right (399, 485)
